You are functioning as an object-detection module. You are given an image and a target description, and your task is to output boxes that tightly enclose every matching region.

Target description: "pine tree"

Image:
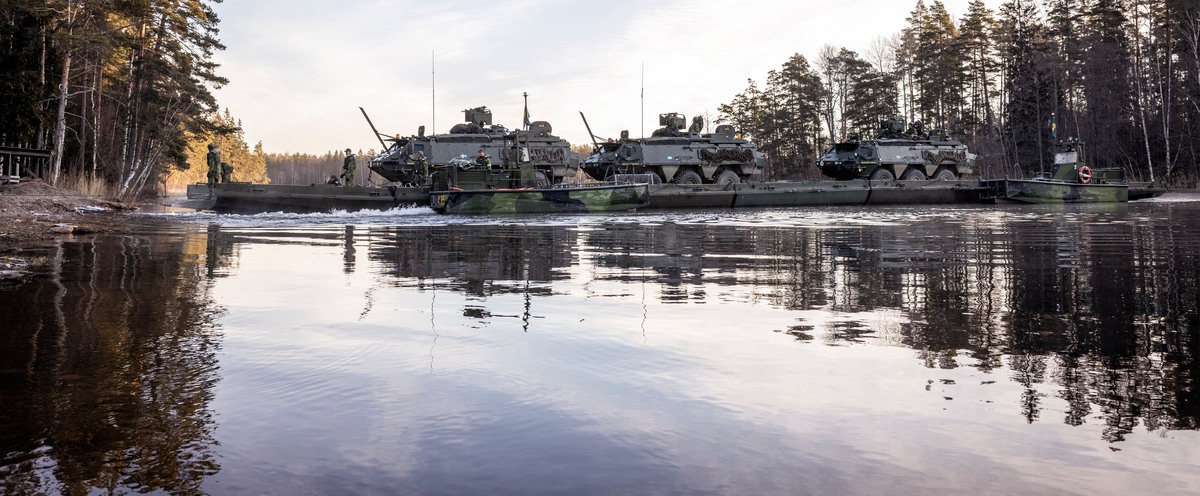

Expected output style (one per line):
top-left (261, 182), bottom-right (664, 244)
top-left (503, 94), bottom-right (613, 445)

top-left (1079, 0), bottom-right (1135, 171)
top-left (913, 1), bottom-right (966, 133)
top-left (958, 0), bottom-right (999, 139)
top-left (997, 0), bottom-right (1055, 175)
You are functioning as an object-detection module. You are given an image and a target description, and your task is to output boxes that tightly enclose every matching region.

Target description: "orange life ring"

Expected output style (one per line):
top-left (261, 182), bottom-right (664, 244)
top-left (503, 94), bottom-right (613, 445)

top-left (1078, 166), bottom-right (1092, 184)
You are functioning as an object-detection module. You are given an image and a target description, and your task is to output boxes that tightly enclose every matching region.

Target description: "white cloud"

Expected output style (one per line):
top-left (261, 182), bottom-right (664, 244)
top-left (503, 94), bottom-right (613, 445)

top-left (212, 0), bottom-right (998, 154)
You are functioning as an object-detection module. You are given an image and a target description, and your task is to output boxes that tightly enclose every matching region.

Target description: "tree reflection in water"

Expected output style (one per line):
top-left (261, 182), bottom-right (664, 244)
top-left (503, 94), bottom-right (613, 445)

top-left (1, 203), bottom-right (1197, 492)
top-left (1, 232), bottom-right (223, 494)
top-left (368, 206), bottom-right (1199, 444)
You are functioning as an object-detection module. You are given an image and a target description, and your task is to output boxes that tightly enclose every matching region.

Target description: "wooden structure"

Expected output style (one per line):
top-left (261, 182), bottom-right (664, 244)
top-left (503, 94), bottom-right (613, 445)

top-left (0, 146), bottom-right (50, 183)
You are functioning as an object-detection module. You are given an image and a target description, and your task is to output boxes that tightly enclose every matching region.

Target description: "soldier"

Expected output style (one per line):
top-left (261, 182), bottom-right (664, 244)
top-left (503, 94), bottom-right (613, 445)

top-left (220, 161), bottom-right (234, 183)
top-left (341, 148), bottom-right (356, 187)
top-left (475, 149), bottom-right (492, 169)
top-left (410, 151), bottom-right (428, 180)
top-left (689, 115), bottom-right (704, 133)
top-left (206, 143), bottom-right (220, 189)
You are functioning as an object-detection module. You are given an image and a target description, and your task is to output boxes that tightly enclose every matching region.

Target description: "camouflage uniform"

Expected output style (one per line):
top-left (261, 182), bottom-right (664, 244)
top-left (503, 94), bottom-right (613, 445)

top-left (206, 144), bottom-right (220, 188)
top-left (342, 148), bottom-right (356, 187)
top-left (475, 150), bottom-right (492, 169)
top-left (220, 161), bottom-right (234, 183)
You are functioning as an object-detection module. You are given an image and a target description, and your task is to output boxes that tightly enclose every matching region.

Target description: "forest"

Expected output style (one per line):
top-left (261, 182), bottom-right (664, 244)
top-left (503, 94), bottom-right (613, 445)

top-left (0, 0), bottom-right (246, 198)
top-left (719, 0), bottom-right (1200, 183)
top-left (3, 0), bottom-right (1198, 194)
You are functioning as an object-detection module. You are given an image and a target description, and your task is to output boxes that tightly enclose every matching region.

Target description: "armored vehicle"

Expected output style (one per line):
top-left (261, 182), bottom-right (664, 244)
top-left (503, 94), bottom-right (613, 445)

top-left (368, 106), bottom-right (579, 186)
top-left (580, 113), bottom-right (765, 185)
top-left (818, 117), bottom-right (974, 180)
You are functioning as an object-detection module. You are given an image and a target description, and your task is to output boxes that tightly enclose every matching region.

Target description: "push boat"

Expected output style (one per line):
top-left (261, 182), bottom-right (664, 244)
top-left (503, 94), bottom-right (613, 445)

top-left (428, 157), bottom-right (651, 214)
top-left (981, 140), bottom-right (1129, 203)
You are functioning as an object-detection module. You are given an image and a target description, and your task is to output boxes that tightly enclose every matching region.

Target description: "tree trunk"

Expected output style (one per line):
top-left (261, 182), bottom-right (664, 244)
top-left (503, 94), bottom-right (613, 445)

top-left (51, 48), bottom-right (71, 184)
top-left (37, 24), bottom-right (47, 149)
top-left (1131, 3), bottom-right (1155, 182)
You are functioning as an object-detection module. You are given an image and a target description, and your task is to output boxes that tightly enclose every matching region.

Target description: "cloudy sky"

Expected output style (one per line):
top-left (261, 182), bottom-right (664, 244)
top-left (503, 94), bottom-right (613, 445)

top-left (211, 0), bottom-right (994, 154)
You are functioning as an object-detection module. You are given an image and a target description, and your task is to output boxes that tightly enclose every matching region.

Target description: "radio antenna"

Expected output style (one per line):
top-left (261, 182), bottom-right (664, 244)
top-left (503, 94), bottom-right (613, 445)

top-left (432, 50), bottom-right (436, 134)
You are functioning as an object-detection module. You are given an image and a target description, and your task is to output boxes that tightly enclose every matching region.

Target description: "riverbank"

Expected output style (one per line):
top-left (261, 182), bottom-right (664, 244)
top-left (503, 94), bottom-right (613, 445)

top-left (0, 181), bottom-right (137, 284)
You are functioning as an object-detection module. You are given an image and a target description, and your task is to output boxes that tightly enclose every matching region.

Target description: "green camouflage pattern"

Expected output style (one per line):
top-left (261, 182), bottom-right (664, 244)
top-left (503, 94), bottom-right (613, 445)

top-left (431, 183), bottom-right (650, 214)
top-left (982, 179), bottom-right (1129, 203)
top-left (342, 154), bottom-right (356, 186)
top-left (982, 141), bottom-right (1131, 203)
top-left (206, 148), bottom-right (220, 187)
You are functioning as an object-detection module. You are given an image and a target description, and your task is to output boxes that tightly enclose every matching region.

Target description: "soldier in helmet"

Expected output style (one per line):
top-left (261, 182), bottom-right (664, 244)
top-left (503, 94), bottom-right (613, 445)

top-left (220, 161), bottom-right (234, 183)
top-left (206, 143), bottom-right (220, 190)
top-left (341, 148), bottom-right (356, 187)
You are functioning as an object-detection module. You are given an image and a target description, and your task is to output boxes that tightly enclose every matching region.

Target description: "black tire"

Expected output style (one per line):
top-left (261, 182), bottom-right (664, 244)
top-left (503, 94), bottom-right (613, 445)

top-left (932, 168), bottom-right (957, 180)
top-left (869, 168), bottom-right (895, 180)
top-left (673, 169), bottom-right (703, 184)
top-left (714, 170), bottom-right (741, 185)
top-left (900, 168), bottom-right (926, 180)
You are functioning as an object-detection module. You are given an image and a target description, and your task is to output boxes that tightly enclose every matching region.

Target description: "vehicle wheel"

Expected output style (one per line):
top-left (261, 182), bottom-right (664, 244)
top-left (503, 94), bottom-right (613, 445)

top-left (869, 168), bottom-right (895, 180)
top-left (900, 168), bottom-right (926, 180)
top-left (534, 171), bottom-right (550, 187)
top-left (714, 170), bottom-right (741, 185)
top-left (932, 168), bottom-right (957, 180)
top-left (673, 170), bottom-right (703, 184)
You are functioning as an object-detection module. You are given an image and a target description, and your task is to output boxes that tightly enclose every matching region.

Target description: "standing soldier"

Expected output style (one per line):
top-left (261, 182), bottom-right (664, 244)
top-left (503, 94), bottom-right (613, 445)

top-left (220, 161), bottom-right (234, 183)
top-left (206, 143), bottom-right (220, 190)
top-left (341, 148), bottom-right (356, 187)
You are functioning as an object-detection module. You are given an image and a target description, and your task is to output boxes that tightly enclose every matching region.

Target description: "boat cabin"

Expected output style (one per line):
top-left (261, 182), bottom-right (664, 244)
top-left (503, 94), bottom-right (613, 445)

top-left (1047, 141), bottom-right (1124, 184)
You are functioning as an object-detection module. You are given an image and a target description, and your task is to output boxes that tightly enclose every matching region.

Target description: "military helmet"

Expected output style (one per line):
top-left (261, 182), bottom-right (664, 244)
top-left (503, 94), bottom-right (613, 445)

top-left (345, 148), bottom-right (352, 154)
top-left (208, 143), bottom-right (216, 150)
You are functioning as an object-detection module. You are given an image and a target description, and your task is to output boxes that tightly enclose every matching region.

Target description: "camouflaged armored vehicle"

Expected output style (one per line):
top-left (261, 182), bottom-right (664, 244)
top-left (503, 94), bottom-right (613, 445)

top-left (818, 117), bottom-right (974, 180)
top-left (581, 113), bottom-right (765, 185)
top-left (369, 106), bottom-right (579, 186)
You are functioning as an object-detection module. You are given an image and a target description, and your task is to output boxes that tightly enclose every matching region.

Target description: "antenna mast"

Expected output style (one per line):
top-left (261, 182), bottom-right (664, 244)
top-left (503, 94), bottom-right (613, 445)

top-left (432, 50), bottom-right (436, 134)
top-left (640, 62), bottom-right (644, 138)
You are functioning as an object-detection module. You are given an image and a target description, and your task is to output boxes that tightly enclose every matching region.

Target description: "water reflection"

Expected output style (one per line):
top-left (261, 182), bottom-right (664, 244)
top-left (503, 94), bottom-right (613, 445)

top-left (0, 234), bottom-right (222, 494)
top-left (361, 205), bottom-right (1200, 443)
top-left (1, 201), bottom-right (1197, 494)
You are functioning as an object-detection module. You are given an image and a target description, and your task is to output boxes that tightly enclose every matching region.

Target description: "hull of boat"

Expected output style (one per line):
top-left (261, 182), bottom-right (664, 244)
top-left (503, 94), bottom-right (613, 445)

top-left (981, 179), bottom-right (1129, 203)
top-left (431, 183), bottom-right (651, 214)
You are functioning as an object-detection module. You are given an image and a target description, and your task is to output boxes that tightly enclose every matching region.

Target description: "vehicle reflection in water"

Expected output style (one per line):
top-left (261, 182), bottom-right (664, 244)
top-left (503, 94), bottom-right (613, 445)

top-left (366, 205), bottom-right (1199, 445)
top-left (0, 200), bottom-right (1197, 494)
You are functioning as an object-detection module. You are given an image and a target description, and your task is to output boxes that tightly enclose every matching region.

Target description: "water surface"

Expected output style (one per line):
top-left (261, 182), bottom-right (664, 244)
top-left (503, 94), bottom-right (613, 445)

top-left (2, 196), bottom-right (1198, 495)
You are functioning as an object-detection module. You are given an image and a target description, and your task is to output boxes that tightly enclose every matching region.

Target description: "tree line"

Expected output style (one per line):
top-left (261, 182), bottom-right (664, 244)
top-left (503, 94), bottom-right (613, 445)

top-left (0, 0), bottom-right (226, 198)
top-left (6, 0), bottom-right (1197, 193)
top-left (719, 0), bottom-right (1200, 183)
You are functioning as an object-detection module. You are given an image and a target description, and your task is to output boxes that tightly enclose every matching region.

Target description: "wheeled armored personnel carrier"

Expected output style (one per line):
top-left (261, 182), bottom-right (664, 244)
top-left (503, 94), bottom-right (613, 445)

top-left (368, 106), bottom-right (579, 186)
top-left (580, 113), bottom-right (765, 185)
top-left (817, 117), bottom-right (974, 180)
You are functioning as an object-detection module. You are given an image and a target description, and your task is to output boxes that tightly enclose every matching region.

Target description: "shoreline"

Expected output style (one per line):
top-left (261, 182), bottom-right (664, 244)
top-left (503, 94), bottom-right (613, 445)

top-left (0, 181), bottom-right (138, 284)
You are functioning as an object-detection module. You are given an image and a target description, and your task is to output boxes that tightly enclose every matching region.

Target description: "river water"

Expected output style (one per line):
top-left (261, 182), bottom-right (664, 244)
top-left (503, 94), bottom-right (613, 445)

top-left (2, 195), bottom-right (1199, 495)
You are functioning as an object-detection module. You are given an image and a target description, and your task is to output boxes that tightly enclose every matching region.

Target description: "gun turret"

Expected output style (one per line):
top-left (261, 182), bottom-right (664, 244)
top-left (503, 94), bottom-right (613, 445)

top-left (658, 113), bottom-right (686, 130)
top-left (463, 106), bottom-right (493, 127)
